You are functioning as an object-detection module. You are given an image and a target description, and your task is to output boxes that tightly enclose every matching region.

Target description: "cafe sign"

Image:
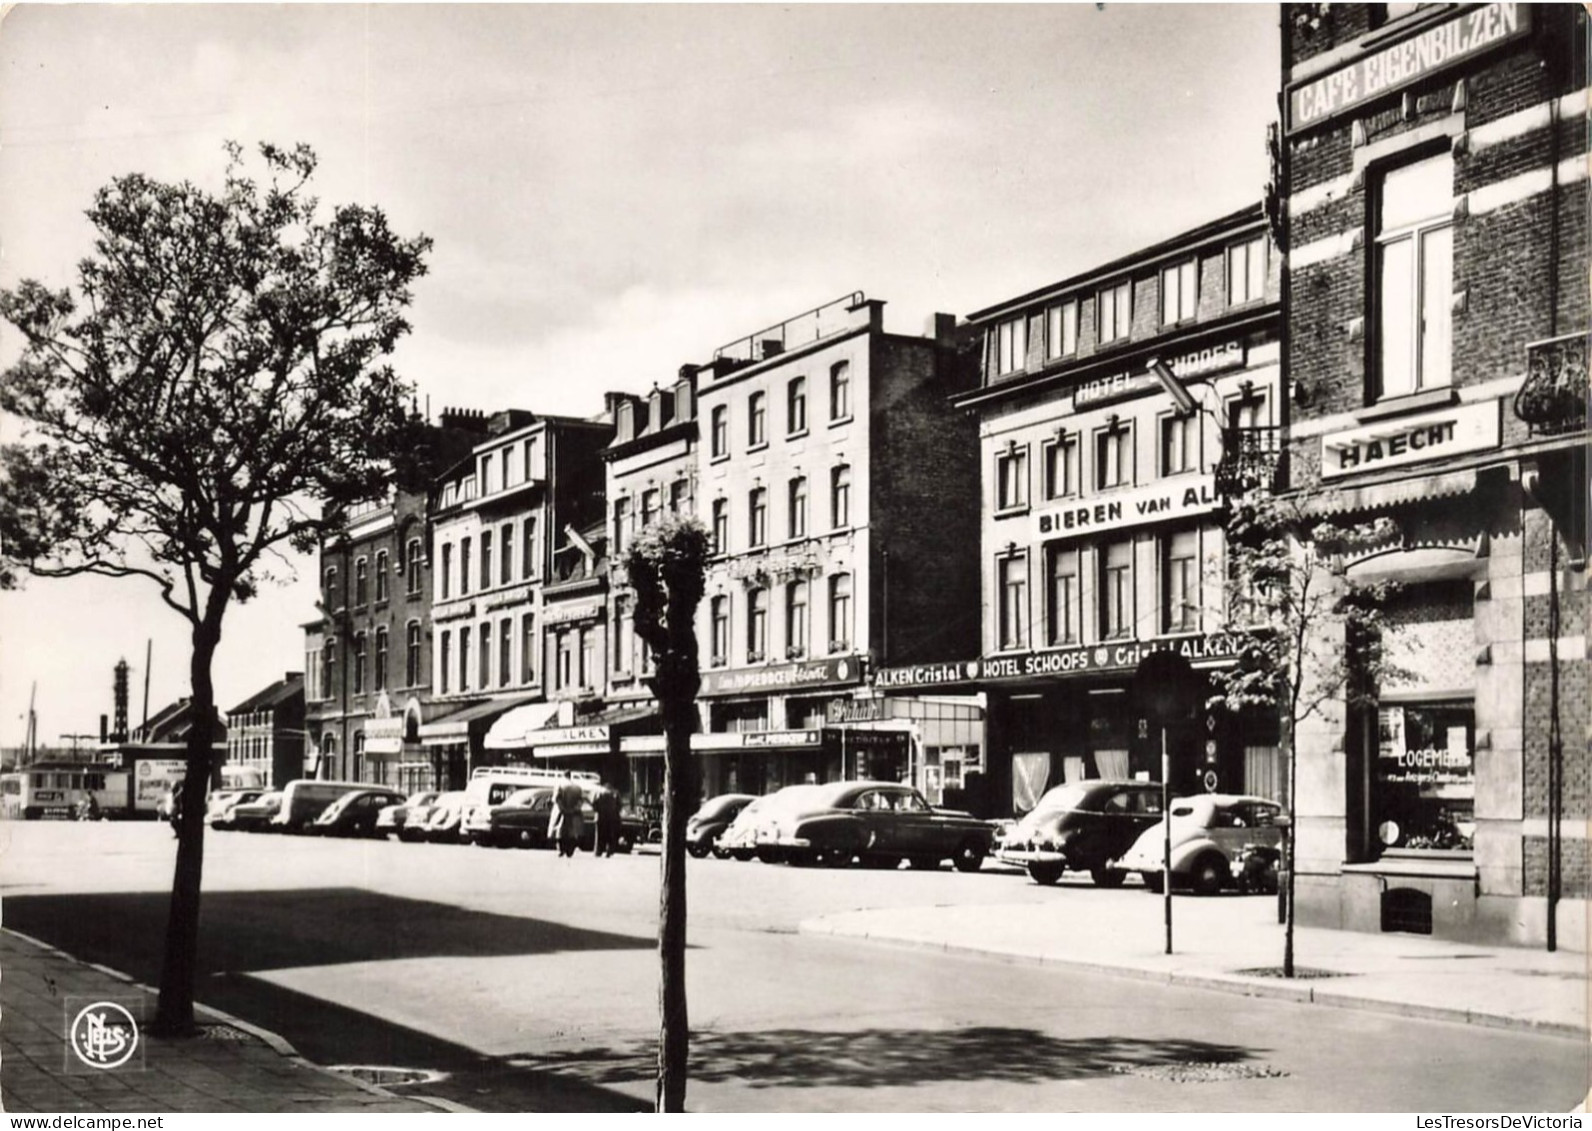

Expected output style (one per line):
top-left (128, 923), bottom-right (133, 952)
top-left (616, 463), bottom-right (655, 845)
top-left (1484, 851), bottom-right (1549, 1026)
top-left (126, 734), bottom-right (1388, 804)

top-left (984, 632), bottom-right (1247, 681)
top-left (1035, 476), bottom-right (1221, 538)
top-left (1320, 401), bottom-right (1500, 479)
top-left (826, 698), bottom-right (885, 724)
top-left (700, 654), bottom-right (862, 697)
top-left (875, 660), bottom-right (983, 690)
top-left (1287, 3), bottom-right (1529, 135)
top-left (542, 600), bottom-right (603, 626)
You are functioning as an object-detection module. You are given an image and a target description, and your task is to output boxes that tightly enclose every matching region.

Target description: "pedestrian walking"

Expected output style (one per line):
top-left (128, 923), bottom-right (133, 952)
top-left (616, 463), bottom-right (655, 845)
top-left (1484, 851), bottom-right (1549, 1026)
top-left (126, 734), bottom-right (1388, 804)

top-left (168, 780), bottom-right (184, 838)
top-left (592, 785), bottom-right (621, 857)
top-left (552, 779), bottom-right (585, 858)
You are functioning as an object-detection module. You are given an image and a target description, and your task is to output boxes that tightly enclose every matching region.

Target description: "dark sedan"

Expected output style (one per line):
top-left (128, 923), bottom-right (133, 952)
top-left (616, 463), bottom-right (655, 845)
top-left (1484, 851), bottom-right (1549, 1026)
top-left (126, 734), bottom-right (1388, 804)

top-left (686, 793), bottom-right (757, 858)
top-left (313, 788), bottom-right (407, 837)
top-left (762, 781), bottom-right (994, 871)
top-left (995, 779), bottom-right (1164, 886)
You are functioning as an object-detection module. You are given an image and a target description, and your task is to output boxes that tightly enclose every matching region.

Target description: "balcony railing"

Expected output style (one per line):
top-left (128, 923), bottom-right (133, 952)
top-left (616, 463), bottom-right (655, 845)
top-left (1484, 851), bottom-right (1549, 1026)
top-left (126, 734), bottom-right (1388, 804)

top-left (1515, 333), bottom-right (1588, 437)
top-left (1215, 425), bottom-right (1284, 498)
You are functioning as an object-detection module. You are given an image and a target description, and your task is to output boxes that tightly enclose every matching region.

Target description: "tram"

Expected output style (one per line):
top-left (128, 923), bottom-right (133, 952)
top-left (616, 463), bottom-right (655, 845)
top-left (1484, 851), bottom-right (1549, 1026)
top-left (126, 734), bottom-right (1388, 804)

top-left (0, 762), bottom-right (134, 819)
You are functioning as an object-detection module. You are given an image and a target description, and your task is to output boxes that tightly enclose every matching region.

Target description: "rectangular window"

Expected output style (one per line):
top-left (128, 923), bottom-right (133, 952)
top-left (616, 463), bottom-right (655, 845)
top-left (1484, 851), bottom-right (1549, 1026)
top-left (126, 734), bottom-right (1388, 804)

top-left (788, 377), bottom-right (807, 434)
top-left (998, 555), bottom-right (1028, 650)
top-left (480, 530), bottom-right (493, 590)
top-left (375, 628), bottom-right (389, 691)
top-left (1375, 152), bottom-right (1454, 401)
top-left (642, 488), bottom-right (660, 529)
top-left (406, 623), bottom-right (421, 687)
top-left (524, 437), bottom-right (538, 481)
top-left (499, 618), bottom-right (512, 687)
top-left (1046, 300), bottom-right (1079, 360)
top-left (1162, 530), bottom-right (1200, 633)
top-left (1096, 424), bottom-right (1133, 489)
top-left (710, 596), bottom-right (729, 665)
top-left (556, 631), bottom-right (573, 690)
top-left (1100, 540), bottom-right (1133, 639)
top-left (375, 551), bottom-right (389, 603)
top-left (749, 487), bottom-right (768, 547)
top-left (1161, 259), bottom-right (1198, 325)
top-left (579, 628), bottom-right (594, 688)
top-left (613, 599), bottom-right (632, 674)
top-left (1098, 281), bottom-right (1132, 344)
top-left (521, 613), bottom-right (536, 684)
top-left (478, 621), bottom-right (491, 689)
top-left (830, 361), bottom-right (851, 421)
top-left (500, 523), bottom-right (513, 583)
top-left (996, 446), bottom-right (1028, 511)
top-left (1044, 434), bottom-right (1077, 499)
top-left (1161, 413), bottom-right (1198, 475)
top-left (406, 539), bottom-right (422, 596)
top-left (669, 479), bottom-right (688, 514)
top-left (1047, 547), bottom-right (1080, 646)
top-left (747, 588), bottom-right (768, 661)
top-left (613, 498), bottom-right (629, 557)
top-left (353, 633), bottom-right (368, 694)
top-left (439, 632), bottom-right (450, 694)
top-left (711, 405), bottom-right (729, 458)
top-left (828, 573), bottom-right (851, 650)
top-left (748, 391), bottom-right (767, 448)
top-left (995, 316), bottom-right (1026, 376)
top-left (354, 558), bottom-right (369, 606)
top-left (788, 477), bottom-right (808, 539)
top-left (459, 537), bottom-right (472, 596)
top-left (785, 581), bottom-right (808, 658)
top-left (712, 498), bottom-right (729, 555)
top-left (500, 449), bottom-right (511, 491)
top-left (1227, 236), bottom-right (1267, 306)
top-left (830, 464), bottom-right (851, 528)
top-left (479, 455), bottom-right (495, 496)
top-left (459, 626), bottom-right (471, 691)
top-left (522, 517), bottom-right (536, 580)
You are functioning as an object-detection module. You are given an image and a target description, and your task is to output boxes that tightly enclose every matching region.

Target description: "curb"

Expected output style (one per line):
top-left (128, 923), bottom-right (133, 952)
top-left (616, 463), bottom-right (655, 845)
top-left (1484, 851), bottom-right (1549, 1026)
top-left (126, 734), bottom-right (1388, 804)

top-left (799, 920), bottom-right (1590, 1042)
top-left (1, 927), bottom-right (476, 1113)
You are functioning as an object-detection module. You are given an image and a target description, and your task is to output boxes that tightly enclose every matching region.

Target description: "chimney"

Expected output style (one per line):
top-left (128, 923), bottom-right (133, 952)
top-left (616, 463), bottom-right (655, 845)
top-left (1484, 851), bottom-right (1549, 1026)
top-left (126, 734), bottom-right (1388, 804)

top-left (603, 391), bottom-right (629, 424)
top-left (928, 312), bottom-right (957, 346)
top-left (759, 339), bottom-right (785, 360)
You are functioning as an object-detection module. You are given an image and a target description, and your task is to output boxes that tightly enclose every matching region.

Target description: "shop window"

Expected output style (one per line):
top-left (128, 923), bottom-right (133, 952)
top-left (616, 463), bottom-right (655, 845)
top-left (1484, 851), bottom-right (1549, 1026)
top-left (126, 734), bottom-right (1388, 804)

top-left (997, 554), bottom-right (1028, 651)
top-left (1228, 236), bottom-right (1267, 306)
top-left (1161, 412), bottom-right (1198, 476)
top-left (830, 361), bottom-right (851, 421)
top-left (995, 316), bottom-right (1026, 376)
top-left (747, 587), bottom-right (768, 662)
top-left (788, 376), bottom-right (807, 435)
top-left (711, 405), bottom-right (729, 459)
top-left (1047, 546), bottom-right (1081, 646)
top-left (1099, 539), bottom-right (1133, 640)
top-left (1046, 300), bottom-right (1079, 360)
top-left (1095, 420), bottom-right (1133, 489)
top-left (1098, 280), bottom-right (1132, 344)
top-left (1044, 432), bottom-right (1078, 499)
top-left (1161, 529), bottom-right (1200, 633)
top-left (748, 391), bottom-right (767, 448)
top-left (1161, 259), bottom-right (1198, 326)
top-left (712, 497), bottom-right (729, 555)
top-left (748, 487), bottom-right (768, 548)
top-left (996, 443), bottom-right (1028, 512)
top-left (788, 476), bottom-right (808, 539)
top-left (1372, 700), bottom-right (1474, 853)
top-left (1373, 150), bottom-right (1454, 402)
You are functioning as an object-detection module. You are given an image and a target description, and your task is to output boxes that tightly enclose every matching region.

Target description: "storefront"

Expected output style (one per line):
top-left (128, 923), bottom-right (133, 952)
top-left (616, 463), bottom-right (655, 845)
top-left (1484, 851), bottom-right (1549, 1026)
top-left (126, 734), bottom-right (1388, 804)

top-left (416, 694), bottom-right (543, 791)
top-left (690, 726), bottom-right (911, 799)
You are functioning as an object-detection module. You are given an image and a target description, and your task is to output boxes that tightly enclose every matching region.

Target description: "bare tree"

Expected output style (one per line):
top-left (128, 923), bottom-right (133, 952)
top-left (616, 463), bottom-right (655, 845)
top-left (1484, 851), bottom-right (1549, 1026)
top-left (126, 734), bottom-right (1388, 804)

top-left (0, 142), bottom-right (430, 1034)
top-left (1210, 487), bottom-right (1406, 977)
top-left (624, 514), bottom-right (710, 1112)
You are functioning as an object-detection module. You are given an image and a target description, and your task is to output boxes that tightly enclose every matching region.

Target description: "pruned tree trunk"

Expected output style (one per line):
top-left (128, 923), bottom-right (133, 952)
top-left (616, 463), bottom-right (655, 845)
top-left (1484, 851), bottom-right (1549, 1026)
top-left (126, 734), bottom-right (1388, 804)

top-left (656, 682), bottom-right (696, 1112)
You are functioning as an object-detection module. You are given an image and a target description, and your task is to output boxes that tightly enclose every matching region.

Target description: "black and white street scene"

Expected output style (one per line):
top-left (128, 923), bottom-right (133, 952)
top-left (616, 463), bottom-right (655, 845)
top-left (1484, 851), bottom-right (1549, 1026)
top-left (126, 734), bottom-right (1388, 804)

top-left (0, 3), bottom-right (1587, 1117)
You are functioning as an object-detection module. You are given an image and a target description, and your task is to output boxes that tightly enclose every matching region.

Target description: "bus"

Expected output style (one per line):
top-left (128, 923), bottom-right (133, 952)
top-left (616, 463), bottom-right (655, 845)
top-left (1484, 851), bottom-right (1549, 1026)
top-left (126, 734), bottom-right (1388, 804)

top-left (0, 763), bottom-right (134, 820)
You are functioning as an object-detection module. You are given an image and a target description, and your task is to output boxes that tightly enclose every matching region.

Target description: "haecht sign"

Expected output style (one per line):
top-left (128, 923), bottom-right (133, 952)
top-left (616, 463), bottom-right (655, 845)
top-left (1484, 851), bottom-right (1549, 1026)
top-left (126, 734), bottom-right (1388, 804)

top-left (1320, 401), bottom-right (1500, 479)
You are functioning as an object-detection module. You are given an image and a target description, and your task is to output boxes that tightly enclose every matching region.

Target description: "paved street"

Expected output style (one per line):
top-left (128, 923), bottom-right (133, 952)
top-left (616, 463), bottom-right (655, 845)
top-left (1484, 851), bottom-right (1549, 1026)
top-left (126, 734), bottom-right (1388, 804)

top-left (2, 821), bottom-right (1586, 1112)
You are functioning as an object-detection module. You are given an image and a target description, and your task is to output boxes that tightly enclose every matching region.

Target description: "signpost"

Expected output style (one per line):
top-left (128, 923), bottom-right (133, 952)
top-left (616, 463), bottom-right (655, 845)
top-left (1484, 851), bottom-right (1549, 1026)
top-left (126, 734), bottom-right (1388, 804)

top-left (1132, 650), bottom-right (1200, 956)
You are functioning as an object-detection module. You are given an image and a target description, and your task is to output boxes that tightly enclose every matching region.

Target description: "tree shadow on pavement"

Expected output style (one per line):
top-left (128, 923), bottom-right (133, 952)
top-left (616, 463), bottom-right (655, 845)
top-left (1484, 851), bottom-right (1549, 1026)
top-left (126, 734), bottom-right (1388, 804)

top-left (525, 1027), bottom-right (1269, 1090)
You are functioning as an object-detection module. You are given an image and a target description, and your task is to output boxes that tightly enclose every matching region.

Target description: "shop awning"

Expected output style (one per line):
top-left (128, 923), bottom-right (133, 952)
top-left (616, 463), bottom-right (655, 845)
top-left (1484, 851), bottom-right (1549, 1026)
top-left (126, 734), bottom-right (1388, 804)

top-left (1307, 468), bottom-right (1478, 516)
top-left (419, 696), bottom-right (542, 748)
top-left (482, 701), bottom-right (564, 751)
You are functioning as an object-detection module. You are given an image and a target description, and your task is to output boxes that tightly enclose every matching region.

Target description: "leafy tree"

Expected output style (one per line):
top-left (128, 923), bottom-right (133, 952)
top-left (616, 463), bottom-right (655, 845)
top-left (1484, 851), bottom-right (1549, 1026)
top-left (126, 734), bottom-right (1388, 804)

top-left (624, 514), bottom-right (710, 1112)
top-left (0, 142), bottom-right (430, 1034)
top-left (1209, 487), bottom-right (1406, 977)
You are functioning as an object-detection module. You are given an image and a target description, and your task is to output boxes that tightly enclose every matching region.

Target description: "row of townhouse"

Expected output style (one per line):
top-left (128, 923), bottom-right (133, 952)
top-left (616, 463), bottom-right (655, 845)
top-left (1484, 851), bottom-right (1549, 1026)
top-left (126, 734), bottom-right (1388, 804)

top-left (299, 2), bottom-right (1586, 949)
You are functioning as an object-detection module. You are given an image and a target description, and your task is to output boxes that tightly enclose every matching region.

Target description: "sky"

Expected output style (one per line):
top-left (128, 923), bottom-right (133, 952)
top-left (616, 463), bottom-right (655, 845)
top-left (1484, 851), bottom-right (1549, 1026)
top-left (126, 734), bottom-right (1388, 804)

top-left (0, 3), bottom-right (1280, 750)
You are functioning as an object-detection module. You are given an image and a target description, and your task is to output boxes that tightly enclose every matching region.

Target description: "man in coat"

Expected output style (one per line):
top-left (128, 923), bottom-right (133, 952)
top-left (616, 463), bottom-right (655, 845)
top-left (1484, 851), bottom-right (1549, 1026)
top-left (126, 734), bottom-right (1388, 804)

top-left (592, 785), bottom-right (621, 857)
top-left (551, 779), bottom-right (586, 857)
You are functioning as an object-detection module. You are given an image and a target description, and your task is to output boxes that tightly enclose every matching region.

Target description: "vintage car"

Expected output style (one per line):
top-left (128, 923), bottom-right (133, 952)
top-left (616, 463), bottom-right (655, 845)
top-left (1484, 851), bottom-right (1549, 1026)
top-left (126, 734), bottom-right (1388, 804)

top-left (685, 793), bottom-right (757, 858)
top-left (1115, 793), bottom-right (1285, 895)
top-left (995, 780), bottom-right (1165, 886)
top-left (229, 790), bottom-right (284, 833)
top-left (374, 791), bottom-right (440, 840)
top-left (205, 789), bottom-right (264, 830)
top-left (718, 796), bottom-right (772, 861)
top-left (420, 791), bottom-right (470, 844)
top-left (313, 788), bottom-right (408, 837)
top-left (760, 781), bottom-right (994, 872)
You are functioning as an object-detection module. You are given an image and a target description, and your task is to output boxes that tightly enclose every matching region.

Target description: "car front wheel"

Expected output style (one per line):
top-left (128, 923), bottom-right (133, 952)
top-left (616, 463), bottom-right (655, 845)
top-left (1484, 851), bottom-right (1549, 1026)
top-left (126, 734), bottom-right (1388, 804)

top-left (1091, 866), bottom-right (1127, 888)
top-left (952, 841), bottom-right (985, 873)
top-left (1191, 853), bottom-right (1228, 896)
top-left (1028, 860), bottom-right (1065, 885)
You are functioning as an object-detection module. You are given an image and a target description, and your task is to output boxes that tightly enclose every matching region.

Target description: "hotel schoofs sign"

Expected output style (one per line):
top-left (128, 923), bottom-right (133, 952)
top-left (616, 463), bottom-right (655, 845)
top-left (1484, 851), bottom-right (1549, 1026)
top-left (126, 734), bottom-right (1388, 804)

top-left (983, 632), bottom-right (1247, 682)
top-left (1073, 342), bottom-right (1246, 410)
top-left (1286, 3), bottom-right (1530, 134)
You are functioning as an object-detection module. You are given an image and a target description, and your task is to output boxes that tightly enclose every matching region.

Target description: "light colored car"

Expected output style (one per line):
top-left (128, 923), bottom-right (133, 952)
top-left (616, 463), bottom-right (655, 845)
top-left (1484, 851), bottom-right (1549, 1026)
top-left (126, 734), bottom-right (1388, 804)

top-left (421, 791), bottom-right (470, 843)
top-left (375, 791), bottom-right (439, 840)
top-left (718, 796), bottom-right (771, 861)
top-left (205, 789), bottom-right (264, 830)
top-left (1115, 793), bottom-right (1284, 895)
top-left (739, 784), bottom-right (830, 863)
top-left (685, 793), bottom-right (756, 859)
top-left (230, 790), bottom-right (284, 832)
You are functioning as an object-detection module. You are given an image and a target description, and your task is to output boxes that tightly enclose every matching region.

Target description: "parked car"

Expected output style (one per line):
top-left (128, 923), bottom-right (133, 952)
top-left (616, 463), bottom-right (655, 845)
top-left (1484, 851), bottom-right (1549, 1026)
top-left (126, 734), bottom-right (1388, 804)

top-left (205, 789), bottom-right (264, 830)
top-left (995, 780), bottom-right (1165, 887)
top-left (229, 790), bottom-right (284, 832)
top-left (421, 791), bottom-right (470, 843)
top-left (313, 788), bottom-right (407, 838)
top-left (686, 793), bottom-right (756, 858)
top-left (270, 779), bottom-right (370, 833)
top-left (718, 796), bottom-right (771, 861)
top-left (1115, 794), bottom-right (1285, 895)
top-left (760, 781), bottom-right (995, 872)
top-left (733, 785), bottom-right (830, 863)
top-left (463, 786), bottom-right (560, 848)
top-left (374, 791), bottom-right (439, 840)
